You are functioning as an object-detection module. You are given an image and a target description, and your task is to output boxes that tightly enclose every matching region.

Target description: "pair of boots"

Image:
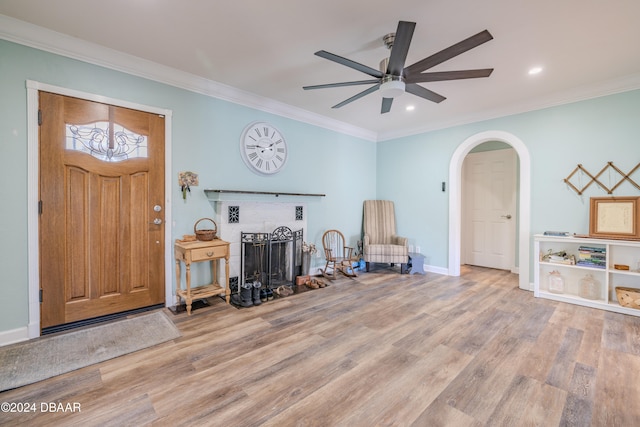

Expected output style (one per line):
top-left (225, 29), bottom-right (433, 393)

top-left (232, 282), bottom-right (263, 307)
top-left (260, 287), bottom-right (274, 302)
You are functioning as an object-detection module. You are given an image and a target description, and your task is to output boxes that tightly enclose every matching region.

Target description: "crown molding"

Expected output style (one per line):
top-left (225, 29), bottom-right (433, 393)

top-left (3, 14), bottom-right (639, 144)
top-left (0, 14), bottom-right (377, 142)
top-left (377, 73), bottom-right (640, 141)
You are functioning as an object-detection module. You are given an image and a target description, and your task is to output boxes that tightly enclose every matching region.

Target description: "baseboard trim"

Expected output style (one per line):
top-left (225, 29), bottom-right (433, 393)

top-left (426, 264), bottom-right (448, 275)
top-left (0, 326), bottom-right (30, 347)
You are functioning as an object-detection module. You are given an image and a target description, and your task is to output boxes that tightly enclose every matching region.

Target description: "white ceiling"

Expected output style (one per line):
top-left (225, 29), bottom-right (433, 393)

top-left (1, 0), bottom-right (640, 141)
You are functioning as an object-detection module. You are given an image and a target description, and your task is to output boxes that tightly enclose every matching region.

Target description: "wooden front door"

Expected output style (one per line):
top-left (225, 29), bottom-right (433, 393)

top-left (39, 92), bottom-right (165, 329)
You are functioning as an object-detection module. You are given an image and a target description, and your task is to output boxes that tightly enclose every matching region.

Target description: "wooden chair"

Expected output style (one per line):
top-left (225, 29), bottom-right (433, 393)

top-left (321, 229), bottom-right (358, 279)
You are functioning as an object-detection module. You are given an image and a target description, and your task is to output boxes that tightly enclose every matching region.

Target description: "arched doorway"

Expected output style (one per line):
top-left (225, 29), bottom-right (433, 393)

top-left (448, 130), bottom-right (531, 290)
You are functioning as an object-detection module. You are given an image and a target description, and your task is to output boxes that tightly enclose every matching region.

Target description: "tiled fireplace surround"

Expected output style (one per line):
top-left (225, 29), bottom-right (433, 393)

top-left (204, 191), bottom-right (315, 289)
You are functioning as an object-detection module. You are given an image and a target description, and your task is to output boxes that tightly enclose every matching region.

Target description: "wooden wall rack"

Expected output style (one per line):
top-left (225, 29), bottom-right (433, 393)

top-left (564, 162), bottom-right (640, 195)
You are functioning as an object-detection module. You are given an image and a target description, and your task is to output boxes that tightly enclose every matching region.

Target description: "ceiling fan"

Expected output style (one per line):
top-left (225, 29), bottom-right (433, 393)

top-left (303, 21), bottom-right (494, 114)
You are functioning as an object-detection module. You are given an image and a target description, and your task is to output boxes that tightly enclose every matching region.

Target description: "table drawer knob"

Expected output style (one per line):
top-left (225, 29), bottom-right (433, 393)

top-left (207, 251), bottom-right (214, 257)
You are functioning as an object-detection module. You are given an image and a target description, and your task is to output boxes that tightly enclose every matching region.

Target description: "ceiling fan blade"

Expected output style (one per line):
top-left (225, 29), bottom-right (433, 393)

top-left (315, 50), bottom-right (384, 78)
top-left (303, 79), bottom-right (381, 90)
top-left (381, 97), bottom-right (393, 114)
top-left (406, 83), bottom-right (446, 103)
top-left (332, 84), bottom-right (381, 109)
top-left (386, 21), bottom-right (416, 76)
top-left (405, 68), bottom-right (494, 83)
top-left (404, 30), bottom-right (493, 75)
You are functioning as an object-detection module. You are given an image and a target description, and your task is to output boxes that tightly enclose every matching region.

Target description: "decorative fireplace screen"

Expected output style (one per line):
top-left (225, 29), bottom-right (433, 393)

top-left (240, 226), bottom-right (303, 292)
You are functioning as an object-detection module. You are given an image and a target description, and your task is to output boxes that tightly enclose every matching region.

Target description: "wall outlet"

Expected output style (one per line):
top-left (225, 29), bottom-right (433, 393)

top-left (409, 245), bottom-right (414, 252)
top-left (415, 246), bottom-right (421, 254)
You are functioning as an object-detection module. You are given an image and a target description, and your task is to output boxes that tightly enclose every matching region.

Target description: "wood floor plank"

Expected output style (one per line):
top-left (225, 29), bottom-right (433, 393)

top-left (486, 374), bottom-right (566, 426)
top-left (546, 327), bottom-right (584, 390)
top-left (437, 333), bottom-right (534, 423)
top-left (411, 400), bottom-right (484, 427)
top-left (558, 362), bottom-right (597, 426)
top-left (576, 319), bottom-right (603, 368)
top-left (593, 347), bottom-right (640, 425)
top-left (259, 345), bottom-right (422, 426)
top-left (444, 307), bottom-right (519, 356)
top-left (2, 265), bottom-right (640, 426)
top-left (150, 330), bottom-right (329, 415)
top-left (503, 300), bottom-right (556, 343)
top-left (338, 344), bottom-right (473, 426)
top-left (517, 322), bottom-right (566, 383)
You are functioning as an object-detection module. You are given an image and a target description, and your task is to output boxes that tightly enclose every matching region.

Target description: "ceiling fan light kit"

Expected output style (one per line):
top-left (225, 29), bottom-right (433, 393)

top-left (303, 21), bottom-right (494, 114)
top-left (379, 76), bottom-right (405, 98)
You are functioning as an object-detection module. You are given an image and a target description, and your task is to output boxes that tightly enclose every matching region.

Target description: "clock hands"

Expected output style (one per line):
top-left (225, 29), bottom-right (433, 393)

top-left (246, 142), bottom-right (275, 154)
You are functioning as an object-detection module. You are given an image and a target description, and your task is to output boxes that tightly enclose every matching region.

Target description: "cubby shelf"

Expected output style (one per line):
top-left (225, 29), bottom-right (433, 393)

top-left (534, 234), bottom-right (640, 317)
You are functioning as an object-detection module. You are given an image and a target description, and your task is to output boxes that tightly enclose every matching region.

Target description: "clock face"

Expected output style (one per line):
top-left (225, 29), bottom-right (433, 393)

top-left (240, 122), bottom-right (288, 175)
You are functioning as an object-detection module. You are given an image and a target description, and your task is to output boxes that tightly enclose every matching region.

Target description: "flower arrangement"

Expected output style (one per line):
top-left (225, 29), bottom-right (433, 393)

top-left (302, 241), bottom-right (317, 255)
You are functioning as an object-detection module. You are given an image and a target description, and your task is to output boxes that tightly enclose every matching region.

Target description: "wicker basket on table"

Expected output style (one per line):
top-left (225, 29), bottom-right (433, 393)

top-left (194, 218), bottom-right (218, 241)
top-left (615, 287), bottom-right (640, 309)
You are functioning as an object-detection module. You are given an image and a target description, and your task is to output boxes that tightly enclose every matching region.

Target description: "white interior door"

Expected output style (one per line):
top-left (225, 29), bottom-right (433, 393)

top-left (462, 148), bottom-right (516, 270)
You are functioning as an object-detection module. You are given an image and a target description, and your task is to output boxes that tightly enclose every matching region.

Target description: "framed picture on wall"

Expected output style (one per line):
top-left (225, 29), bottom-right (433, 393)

top-left (589, 196), bottom-right (640, 239)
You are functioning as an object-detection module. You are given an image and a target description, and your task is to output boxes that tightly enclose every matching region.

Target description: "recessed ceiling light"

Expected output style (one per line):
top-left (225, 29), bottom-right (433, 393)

top-left (528, 67), bottom-right (543, 75)
top-left (406, 105), bottom-right (415, 111)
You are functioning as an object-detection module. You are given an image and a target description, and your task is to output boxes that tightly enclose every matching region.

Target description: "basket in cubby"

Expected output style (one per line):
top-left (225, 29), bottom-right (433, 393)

top-left (615, 287), bottom-right (640, 309)
top-left (194, 218), bottom-right (218, 241)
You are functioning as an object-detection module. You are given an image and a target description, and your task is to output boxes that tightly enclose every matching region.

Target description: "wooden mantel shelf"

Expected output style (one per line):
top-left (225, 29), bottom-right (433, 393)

top-left (204, 189), bottom-right (325, 198)
top-left (204, 189), bottom-right (325, 213)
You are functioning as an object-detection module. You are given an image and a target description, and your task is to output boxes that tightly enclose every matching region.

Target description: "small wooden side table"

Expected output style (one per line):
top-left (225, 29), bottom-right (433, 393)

top-left (174, 239), bottom-right (230, 315)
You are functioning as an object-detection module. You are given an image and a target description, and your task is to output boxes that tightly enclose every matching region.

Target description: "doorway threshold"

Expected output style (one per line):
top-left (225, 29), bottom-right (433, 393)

top-left (41, 304), bottom-right (165, 336)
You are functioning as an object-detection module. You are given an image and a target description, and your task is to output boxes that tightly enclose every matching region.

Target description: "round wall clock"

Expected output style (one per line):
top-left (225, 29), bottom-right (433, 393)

top-left (239, 122), bottom-right (288, 176)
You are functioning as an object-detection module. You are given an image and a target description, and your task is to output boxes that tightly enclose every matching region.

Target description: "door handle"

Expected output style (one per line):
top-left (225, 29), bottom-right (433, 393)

top-left (501, 214), bottom-right (512, 219)
top-left (150, 218), bottom-right (163, 225)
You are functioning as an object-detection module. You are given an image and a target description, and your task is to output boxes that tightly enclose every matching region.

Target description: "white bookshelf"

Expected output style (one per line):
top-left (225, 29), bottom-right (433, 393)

top-left (534, 234), bottom-right (640, 316)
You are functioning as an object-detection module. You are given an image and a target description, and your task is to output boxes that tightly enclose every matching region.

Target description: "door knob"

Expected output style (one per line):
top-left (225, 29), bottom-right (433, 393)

top-left (150, 218), bottom-right (163, 225)
top-left (501, 214), bottom-right (512, 219)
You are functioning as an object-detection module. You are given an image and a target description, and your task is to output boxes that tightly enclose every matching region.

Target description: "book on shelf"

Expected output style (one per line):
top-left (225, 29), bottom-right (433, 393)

top-left (578, 252), bottom-right (605, 259)
top-left (578, 245), bottom-right (606, 253)
top-left (576, 245), bottom-right (607, 268)
top-left (576, 260), bottom-right (606, 269)
top-left (543, 231), bottom-right (572, 237)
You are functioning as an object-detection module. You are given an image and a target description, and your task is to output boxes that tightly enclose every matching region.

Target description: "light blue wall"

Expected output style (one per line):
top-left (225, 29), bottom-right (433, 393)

top-left (379, 90), bottom-right (640, 271)
top-left (0, 39), bottom-right (376, 334)
top-left (2, 37), bottom-right (640, 337)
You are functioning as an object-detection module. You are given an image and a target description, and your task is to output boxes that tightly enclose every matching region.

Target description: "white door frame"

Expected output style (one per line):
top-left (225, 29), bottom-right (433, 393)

top-left (26, 80), bottom-right (174, 339)
top-left (448, 130), bottom-right (531, 290)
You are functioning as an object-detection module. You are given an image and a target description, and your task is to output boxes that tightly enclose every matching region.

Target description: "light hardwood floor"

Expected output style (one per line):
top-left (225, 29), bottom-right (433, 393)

top-left (2, 265), bottom-right (640, 426)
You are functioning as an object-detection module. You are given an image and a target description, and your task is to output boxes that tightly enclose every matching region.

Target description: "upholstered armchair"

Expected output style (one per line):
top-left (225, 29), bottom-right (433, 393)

top-left (362, 200), bottom-right (409, 273)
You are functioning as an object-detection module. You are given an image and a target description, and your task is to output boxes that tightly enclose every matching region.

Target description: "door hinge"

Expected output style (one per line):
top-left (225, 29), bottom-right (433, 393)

top-left (38, 200), bottom-right (43, 215)
top-left (38, 109), bottom-right (42, 126)
top-left (39, 289), bottom-right (43, 303)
